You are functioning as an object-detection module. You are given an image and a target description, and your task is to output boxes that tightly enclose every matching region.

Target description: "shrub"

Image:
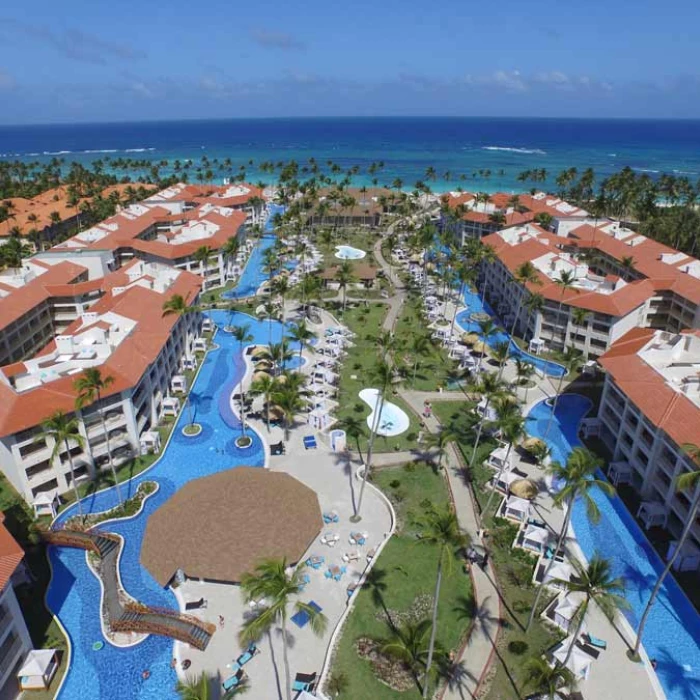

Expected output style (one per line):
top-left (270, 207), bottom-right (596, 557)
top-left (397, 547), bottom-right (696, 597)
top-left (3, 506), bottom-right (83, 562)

top-left (389, 479), bottom-right (401, 489)
top-left (508, 640), bottom-right (529, 655)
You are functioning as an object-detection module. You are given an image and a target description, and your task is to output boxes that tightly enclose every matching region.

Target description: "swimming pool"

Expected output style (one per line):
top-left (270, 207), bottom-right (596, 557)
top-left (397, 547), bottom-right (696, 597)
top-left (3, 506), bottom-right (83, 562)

top-left (222, 203), bottom-right (286, 300)
top-left (47, 310), bottom-right (302, 699)
top-left (358, 388), bottom-right (410, 437)
top-left (526, 394), bottom-right (700, 700)
top-left (335, 245), bottom-right (366, 260)
top-left (455, 287), bottom-right (565, 378)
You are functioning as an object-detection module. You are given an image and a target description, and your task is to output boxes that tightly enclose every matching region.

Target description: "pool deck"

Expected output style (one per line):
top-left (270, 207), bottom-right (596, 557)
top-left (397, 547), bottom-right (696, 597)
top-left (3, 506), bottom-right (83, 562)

top-left (171, 306), bottom-right (393, 700)
top-left (373, 238), bottom-right (661, 700)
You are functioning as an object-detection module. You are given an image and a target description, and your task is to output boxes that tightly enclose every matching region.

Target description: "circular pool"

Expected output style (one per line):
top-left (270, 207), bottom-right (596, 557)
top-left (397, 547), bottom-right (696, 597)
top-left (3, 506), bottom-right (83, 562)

top-left (335, 245), bottom-right (366, 260)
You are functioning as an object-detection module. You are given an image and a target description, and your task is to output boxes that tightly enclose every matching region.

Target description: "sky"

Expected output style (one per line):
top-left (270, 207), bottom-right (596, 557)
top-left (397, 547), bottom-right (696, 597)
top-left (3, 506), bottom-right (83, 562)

top-left (0, 0), bottom-right (699, 124)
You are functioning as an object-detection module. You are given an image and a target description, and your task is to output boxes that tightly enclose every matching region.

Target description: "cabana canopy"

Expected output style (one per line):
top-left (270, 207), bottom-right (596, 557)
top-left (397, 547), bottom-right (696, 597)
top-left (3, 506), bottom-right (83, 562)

top-left (17, 649), bottom-right (58, 690)
top-left (637, 501), bottom-right (667, 530)
top-left (503, 496), bottom-right (530, 522)
top-left (551, 638), bottom-right (594, 680)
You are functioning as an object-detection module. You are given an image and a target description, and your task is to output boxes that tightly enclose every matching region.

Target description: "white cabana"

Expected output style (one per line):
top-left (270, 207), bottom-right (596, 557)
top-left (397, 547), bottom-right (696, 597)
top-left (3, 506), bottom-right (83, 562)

top-left (551, 637), bottom-right (595, 680)
top-left (201, 318), bottom-right (214, 332)
top-left (529, 338), bottom-right (545, 355)
top-left (330, 429), bottom-right (346, 452)
top-left (580, 416), bottom-right (601, 438)
top-left (32, 492), bottom-right (59, 519)
top-left (667, 540), bottom-right (700, 572)
top-left (546, 594), bottom-right (584, 633)
top-left (308, 408), bottom-right (332, 431)
top-left (171, 374), bottom-right (187, 393)
top-left (475, 397), bottom-right (497, 422)
top-left (543, 560), bottom-right (573, 588)
top-left (521, 523), bottom-right (550, 553)
top-left (140, 430), bottom-right (161, 455)
top-left (17, 649), bottom-right (59, 691)
top-left (162, 396), bottom-right (181, 417)
top-left (181, 356), bottom-right (197, 371)
top-left (608, 460), bottom-right (632, 486)
top-left (487, 445), bottom-right (512, 471)
top-left (194, 337), bottom-right (207, 352)
top-left (637, 501), bottom-right (667, 530)
top-left (502, 496), bottom-right (530, 523)
top-left (493, 469), bottom-right (521, 494)
top-left (311, 369), bottom-right (336, 384)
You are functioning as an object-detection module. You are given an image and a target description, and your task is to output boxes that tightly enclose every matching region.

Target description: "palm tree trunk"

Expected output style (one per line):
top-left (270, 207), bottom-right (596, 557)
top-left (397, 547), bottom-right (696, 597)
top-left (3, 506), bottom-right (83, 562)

top-left (633, 495), bottom-right (700, 657)
top-left (97, 390), bottom-right (122, 505)
top-left (467, 397), bottom-right (491, 473)
top-left (281, 614), bottom-right (293, 700)
top-left (527, 498), bottom-right (574, 630)
top-left (65, 439), bottom-right (83, 518)
top-left (562, 599), bottom-right (589, 667)
top-left (423, 558), bottom-right (443, 699)
top-left (355, 390), bottom-right (385, 519)
top-left (544, 374), bottom-right (566, 440)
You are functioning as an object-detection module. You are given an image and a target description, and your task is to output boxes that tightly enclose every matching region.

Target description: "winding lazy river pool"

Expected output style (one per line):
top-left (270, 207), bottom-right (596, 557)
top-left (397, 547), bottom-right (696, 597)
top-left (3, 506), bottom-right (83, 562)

top-left (47, 310), bottom-right (302, 699)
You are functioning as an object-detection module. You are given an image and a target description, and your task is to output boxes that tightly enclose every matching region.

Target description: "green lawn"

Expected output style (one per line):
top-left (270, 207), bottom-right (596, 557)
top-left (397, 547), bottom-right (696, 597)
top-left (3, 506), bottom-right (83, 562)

top-left (335, 303), bottom-right (423, 453)
top-left (329, 463), bottom-right (473, 699)
top-left (393, 295), bottom-right (457, 392)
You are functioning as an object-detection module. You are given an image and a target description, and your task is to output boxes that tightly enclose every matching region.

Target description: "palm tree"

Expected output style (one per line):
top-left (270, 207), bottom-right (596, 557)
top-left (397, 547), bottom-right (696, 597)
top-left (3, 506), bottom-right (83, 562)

top-left (475, 318), bottom-right (499, 371)
top-left (193, 245), bottom-right (213, 291)
top-left (40, 411), bottom-right (86, 518)
top-left (176, 672), bottom-right (248, 698)
top-left (568, 307), bottom-right (590, 349)
top-left (267, 340), bottom-right (294, 375)
top-left (336, 261), bottom-right (356, 312)
top-left (162, 293), bottom-right (199, 319)
top-left (425, 427), bottom-right (458, 471)
top-left (377, 619), bottom-right (440, 688)
top-left (354, 360), bottom-right (394, 521)
top-left (258, 301), bottom-right (280, 345)
top-left (335, 415), bottom-right (366, 459)
top-left (543, 347), bottom-right (583, 440)
top-left (231, 324), bottom-right (253, 353)
top-left (491, 341), bottom-right (510, 378)
top-left (554, 270), bottom-right (578, 347)
top-left (508, 262), bottom-right (542, 341)
top-left (466, 372), bottom-right (509, 476)
top-left (287, 320), bottom-right (316, 362)
top-left (554, 554), bottom-right (628, 667)
top-left (239, 558), bottom-right (327, 700)
top-left (271, 275), bottom-right (291, 325)
top-left (524, 292), bottom-right (545, 341)
top-left (632, 444), bottom-right (700, 659)
top-left (272, 383), bottom-right (306, 441)
top-left (249, 374), bottom-right (278, 433)
top-left (408, 334), bottom-right (432, 385)
top-left (74, 368), bottom-right (122, 506)
top-left (514, 358), bottom-right (536, 399)
top-left (523, 655), bottom-right (576, 700)
top-left (416, 507), bottom-right (469, 698)
top-left (527, 448), bottom-right (615, 630)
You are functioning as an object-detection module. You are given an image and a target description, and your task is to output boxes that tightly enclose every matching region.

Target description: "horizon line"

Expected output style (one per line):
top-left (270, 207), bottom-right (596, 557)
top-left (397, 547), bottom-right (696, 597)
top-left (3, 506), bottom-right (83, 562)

top-left (2, 114), bottom-right (700, 129)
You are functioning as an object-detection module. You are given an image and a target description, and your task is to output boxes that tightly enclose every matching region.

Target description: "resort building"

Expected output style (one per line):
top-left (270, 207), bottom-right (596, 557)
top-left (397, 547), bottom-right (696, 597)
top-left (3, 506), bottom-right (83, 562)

top-left (596, 328), bottom-right (700, 562)
top-left (442, 191), bottom-right (588, 245)
top-left (306, 187), bottom-right (391, 229)
top-left (52, 193), bottom-right (248, 290)
top-left (0, 513), bottom-right (33, 700)
top-left (478, 220), bottom-right (700, 357)
top-left (0, 262), bottom-right (202, 504)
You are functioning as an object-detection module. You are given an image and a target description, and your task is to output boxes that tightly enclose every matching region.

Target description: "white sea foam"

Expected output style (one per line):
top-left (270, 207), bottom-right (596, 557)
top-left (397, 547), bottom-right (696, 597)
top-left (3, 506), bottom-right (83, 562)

top-left (82, 149), bottom-right (118, 154)
top-left (673, 169), bottom-right (698, 176)
top-left (482, 146), bottom-right (546, 155)
top-left (632, 167), bottom-right (660, 174)
top-left (608, 153), bottom-right (617, 157)
top-left (42, 150), bottom-right (73, 155)
top-left (125, 147), bottom-right (156, 153)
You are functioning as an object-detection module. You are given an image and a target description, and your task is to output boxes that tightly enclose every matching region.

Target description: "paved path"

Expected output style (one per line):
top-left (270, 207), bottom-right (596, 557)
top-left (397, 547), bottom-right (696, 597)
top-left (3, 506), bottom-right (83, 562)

top-left (373, 239), bottom-right (407, 332)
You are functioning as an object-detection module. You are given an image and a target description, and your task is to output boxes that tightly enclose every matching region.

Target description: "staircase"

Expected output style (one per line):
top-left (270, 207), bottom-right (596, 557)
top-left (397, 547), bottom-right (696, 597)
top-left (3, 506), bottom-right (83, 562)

top-left (43, 527), bottom-right (214, 650)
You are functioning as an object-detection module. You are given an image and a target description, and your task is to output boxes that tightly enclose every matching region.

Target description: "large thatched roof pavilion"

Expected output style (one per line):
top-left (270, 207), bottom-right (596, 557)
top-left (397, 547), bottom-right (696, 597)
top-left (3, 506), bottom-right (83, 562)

top-left (141, 467), bottom-right (323, 586)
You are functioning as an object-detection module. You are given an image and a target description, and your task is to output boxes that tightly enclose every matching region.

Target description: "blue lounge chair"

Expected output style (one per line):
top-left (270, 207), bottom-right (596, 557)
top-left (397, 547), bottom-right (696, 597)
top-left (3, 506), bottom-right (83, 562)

top-left (303, 435), bottom-right (318, 449)
top-left (583, 633), bottom-right (607, 650)
top-left (292, 671), bottom-right (317, 692)
top-left (223, 669), bottom-right (245, 691)
top-left (236, 644), bottom-right (258, 666)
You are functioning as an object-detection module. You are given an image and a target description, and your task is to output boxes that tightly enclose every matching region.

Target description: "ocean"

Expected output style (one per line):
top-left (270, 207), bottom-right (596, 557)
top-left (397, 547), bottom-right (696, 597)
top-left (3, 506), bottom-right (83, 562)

top-left (1, 117), bottom-right (700, 192)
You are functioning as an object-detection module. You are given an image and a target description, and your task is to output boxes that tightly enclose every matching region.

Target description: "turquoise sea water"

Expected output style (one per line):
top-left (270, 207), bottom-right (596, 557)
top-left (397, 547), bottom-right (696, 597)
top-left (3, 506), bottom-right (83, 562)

top-left (2, 117), bottom-right (700, 191)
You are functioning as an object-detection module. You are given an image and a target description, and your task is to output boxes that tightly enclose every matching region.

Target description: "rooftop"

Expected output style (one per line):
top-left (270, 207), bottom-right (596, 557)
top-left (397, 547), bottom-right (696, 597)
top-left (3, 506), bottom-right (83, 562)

top-left (598, 328), bottom-right (700, 448)
top-left (141, 468), bottom-right (323, 586)
top-left (0, 512), bottom-right (24, 590)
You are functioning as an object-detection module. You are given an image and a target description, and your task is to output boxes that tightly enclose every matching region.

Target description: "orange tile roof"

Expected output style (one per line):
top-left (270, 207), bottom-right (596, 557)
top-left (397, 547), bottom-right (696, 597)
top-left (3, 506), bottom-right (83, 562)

top-left (0, 261), bottom-right (88, 328)
top-left (598, 328), bottom-right (700, 449)
top-left (0, 513), bottom-right (24, 590)
top-left (0, 269), bottom-right (202, 437)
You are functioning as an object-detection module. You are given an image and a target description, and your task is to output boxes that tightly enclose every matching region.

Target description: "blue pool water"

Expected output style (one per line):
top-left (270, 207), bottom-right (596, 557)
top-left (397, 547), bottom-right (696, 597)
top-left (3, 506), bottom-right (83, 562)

top-left (455, 286), bottom-right (565, 378)
top-left (335, 245), bottom-right (366, 260)
top-left (526, 394), bottom-right (700, 700)
top-left (47, 310), bottom-right (301, 699)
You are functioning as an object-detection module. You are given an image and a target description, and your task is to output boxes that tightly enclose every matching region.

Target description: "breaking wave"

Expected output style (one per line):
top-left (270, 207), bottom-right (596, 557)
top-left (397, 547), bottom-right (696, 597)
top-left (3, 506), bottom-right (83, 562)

top-left (481, 145), bottom-right (547, 155)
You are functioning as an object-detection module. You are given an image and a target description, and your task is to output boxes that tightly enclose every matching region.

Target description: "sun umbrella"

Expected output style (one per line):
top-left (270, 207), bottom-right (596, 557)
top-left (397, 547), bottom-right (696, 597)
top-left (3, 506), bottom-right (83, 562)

top-left (275, 374), bottom-right (288, 384)
top-left (462, 332), bottom-right (479, 346)
top-left (264, 404), bottom-right (284, 421)
top-left (251, 347), bottom-right (269, 358)
top-left (472, 340), bottom-right (487, 354)
top-left (509, 478), bottom-right (539, 500)
top-left (253, 359), bottom-right (273, 369)
top-left (523, 437), bottom-right (545, 452)
top-left (252, 370), bottom-right (271, 382)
